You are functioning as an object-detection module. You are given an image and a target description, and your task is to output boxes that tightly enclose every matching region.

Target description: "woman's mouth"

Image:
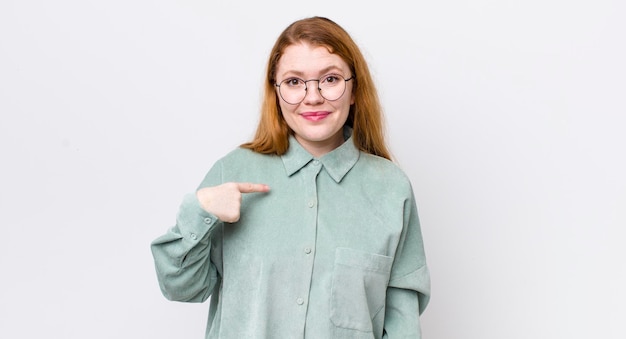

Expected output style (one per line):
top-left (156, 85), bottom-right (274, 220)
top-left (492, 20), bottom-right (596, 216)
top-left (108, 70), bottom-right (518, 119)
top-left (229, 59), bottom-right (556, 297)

top-left (300, 111), bottom-right (330, 121)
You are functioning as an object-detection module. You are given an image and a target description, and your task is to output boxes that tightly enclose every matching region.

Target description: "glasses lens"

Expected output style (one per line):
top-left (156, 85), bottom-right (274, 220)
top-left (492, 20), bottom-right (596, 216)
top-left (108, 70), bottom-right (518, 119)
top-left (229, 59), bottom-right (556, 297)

top-left (279, 78), bottom-right (306, 105)
top-left (319, 75), bottom-right (346, 101)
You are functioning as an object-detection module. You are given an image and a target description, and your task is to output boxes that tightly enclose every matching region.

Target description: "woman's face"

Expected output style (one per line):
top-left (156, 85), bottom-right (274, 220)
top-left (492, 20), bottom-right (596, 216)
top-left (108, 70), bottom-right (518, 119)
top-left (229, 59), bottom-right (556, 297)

top-left (275, 42), bottom-right (354, 157)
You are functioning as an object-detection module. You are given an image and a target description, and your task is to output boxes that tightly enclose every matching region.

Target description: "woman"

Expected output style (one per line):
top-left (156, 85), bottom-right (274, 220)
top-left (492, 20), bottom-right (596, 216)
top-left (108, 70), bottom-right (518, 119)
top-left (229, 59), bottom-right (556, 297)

top-left (151, 16), bottom-right (430, 338)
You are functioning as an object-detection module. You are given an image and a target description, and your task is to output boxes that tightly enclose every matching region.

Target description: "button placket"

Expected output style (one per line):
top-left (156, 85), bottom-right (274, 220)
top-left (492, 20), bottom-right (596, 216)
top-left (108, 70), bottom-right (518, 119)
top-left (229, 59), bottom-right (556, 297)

top-left (305, 160), bottom-right (321, 210)
top-left (296, 160), bottom-right (321, 315)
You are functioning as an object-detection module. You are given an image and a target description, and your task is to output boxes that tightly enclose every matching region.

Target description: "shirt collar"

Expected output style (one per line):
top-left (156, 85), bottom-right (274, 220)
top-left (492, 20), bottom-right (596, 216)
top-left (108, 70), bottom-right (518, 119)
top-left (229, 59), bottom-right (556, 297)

top-left (281, 127), bottom-right (360, 183)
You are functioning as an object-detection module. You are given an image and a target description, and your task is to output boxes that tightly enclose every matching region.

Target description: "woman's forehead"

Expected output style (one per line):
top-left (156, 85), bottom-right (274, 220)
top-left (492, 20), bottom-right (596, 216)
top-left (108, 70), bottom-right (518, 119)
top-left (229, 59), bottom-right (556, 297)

top-left (277, 42), bottom-right (349, 78)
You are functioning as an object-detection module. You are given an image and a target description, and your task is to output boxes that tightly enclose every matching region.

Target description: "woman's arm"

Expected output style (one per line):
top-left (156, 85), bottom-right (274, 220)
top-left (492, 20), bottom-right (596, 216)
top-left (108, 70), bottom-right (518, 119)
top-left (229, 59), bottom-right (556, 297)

top-left (383, 189), bottom-right (431, 338)
top-left (150, 193), bottom-right (223, 302)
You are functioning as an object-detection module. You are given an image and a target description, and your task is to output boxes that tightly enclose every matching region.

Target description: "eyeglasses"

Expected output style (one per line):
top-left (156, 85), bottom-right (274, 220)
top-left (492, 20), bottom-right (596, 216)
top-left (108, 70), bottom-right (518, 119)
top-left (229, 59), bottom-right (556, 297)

top-left (275, 74), bottom-right (354, 105)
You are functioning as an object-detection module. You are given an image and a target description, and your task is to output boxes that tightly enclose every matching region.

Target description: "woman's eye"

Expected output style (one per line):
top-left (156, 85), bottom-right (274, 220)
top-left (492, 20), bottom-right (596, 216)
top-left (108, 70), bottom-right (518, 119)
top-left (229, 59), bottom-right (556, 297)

top-left (286, 78), bottom-right (302, 86)
top-left (324, 75), bottom-right (340, 84)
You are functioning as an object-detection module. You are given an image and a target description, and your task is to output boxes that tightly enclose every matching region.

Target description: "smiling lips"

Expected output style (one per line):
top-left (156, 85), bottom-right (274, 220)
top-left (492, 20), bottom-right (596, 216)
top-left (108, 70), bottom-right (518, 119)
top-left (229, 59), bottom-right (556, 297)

top-left (300, 111), bottom-right (330, 121)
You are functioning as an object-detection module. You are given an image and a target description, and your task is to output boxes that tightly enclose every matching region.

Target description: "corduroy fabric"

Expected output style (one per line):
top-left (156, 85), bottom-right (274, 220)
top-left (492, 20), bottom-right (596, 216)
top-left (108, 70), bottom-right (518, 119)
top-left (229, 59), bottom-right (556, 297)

top-left (151, 128), bottom-right (430, 338)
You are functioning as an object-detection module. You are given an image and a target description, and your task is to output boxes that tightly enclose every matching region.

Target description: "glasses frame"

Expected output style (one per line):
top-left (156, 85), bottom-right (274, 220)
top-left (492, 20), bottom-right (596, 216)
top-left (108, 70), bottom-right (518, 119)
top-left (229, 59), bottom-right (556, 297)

top-left (275, 74), bottom-right (355, 105)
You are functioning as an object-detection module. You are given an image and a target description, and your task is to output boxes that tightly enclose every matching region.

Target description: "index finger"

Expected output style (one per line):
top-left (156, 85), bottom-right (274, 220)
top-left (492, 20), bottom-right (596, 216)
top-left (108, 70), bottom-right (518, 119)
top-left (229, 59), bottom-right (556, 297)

top-left (236, 182), bottom-right (271, 194)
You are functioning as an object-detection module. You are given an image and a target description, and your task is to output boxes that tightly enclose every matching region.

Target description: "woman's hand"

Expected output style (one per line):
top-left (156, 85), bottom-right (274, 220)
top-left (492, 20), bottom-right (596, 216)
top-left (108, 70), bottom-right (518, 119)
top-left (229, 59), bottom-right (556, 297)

top-left (196, 182), bottom-right (270, 223)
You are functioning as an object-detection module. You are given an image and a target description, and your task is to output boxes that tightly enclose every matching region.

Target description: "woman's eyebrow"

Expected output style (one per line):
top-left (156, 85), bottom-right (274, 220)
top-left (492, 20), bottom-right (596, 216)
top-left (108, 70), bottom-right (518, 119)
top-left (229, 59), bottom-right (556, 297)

top-left (280, 65), bottom-right (345, 78)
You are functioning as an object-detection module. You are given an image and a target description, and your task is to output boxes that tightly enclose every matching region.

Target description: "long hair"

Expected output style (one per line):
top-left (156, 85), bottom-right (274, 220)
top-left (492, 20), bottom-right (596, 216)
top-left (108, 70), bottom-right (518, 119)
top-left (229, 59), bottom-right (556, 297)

top-left (241, 17), bottom-right (391, 160)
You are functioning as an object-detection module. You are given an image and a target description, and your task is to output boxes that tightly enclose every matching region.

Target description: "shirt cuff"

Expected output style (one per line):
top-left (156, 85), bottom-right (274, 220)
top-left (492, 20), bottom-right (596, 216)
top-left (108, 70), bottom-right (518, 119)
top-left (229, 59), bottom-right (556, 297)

top-left (176, 193), bottom-right (220, 242)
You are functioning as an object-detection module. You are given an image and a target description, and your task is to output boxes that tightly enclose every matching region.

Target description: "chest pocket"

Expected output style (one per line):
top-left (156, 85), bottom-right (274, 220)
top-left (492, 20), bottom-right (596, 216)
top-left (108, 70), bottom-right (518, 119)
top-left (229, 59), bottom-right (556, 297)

top-left (330, 247), bottom-right (394, 333)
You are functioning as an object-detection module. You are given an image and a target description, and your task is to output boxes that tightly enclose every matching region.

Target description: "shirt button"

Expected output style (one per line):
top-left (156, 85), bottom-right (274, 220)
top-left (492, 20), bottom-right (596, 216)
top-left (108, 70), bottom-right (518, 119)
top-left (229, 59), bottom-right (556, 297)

top-left (203, 217), bottom-right (212, 224)
top-left (307, 200), bottom-right (315, 208)
top-left (190, 233), bottom-right (197, 240)
top-left (304, 247), bottom-right (312, 254)
top-left (296, 298), bottom-right (304, 305)
top-left (312, 160), bottom-right (320, 166)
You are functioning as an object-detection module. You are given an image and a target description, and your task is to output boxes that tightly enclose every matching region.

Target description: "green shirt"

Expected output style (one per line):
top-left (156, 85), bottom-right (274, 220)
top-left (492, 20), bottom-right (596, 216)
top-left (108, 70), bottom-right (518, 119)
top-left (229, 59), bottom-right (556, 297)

top-left (151, 130), bottom-right (430, 338)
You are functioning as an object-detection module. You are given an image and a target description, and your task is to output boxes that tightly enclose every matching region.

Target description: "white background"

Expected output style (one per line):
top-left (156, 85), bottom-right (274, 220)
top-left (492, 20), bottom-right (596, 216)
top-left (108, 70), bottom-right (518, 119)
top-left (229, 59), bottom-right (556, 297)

top-left (1, 0), bottom-right (625, 338)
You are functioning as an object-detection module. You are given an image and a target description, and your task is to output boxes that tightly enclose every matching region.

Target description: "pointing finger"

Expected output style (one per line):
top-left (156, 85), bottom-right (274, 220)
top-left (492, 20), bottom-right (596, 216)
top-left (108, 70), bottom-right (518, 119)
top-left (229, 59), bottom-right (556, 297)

top-left (236, 182), bottom-right (271, 194)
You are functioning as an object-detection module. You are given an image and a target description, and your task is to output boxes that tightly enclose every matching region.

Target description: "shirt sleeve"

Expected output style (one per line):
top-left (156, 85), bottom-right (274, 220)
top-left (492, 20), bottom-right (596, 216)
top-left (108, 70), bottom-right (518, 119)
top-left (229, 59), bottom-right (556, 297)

top-left (150, 161), bottom-right (225, 303)
top-left (383, 186), bottom-right (431, 338)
